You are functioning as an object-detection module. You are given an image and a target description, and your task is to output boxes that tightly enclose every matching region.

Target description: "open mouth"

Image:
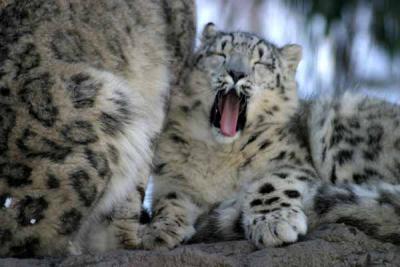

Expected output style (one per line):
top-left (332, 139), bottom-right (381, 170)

top-left (210, 89), bottom-right (247, 137)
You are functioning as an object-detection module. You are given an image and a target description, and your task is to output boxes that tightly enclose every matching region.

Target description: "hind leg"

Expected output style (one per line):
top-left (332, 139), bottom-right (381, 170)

top-left (108, 178), bottom-right (148, 250)
top-left (67, 68), bottom-right (164, 253)
top-left (110, 191), bottom-right (144, 249)
top-left (77, 186), bottom-right (145, 253)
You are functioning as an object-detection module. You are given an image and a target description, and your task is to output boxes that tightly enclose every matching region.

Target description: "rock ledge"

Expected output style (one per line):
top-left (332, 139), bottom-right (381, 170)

top-left (2, 224), bottom-right (400, 267)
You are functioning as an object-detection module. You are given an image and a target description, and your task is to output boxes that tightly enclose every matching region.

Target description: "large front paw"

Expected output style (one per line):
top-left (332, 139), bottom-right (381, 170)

top-left (244, 207), bottom-right (307, 248)
top-left (140, 221), bottom-right (195, 250)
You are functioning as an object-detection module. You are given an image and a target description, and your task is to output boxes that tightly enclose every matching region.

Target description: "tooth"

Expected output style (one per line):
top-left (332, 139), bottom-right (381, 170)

top-left (236, 87), bottom-right (240, 95)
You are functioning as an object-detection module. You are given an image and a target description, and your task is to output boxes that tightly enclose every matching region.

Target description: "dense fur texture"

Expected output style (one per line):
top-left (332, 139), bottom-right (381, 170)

top-left (0, 0), bottom-right (195, 257)
top-left (144, 23), bottom-right (400, 250)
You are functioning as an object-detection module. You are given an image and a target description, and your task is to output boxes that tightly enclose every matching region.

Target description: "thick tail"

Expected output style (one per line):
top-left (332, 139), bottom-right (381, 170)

top-left (191, 182), bottom-right (400, 245)
top-left (306, 182), bottom-right (400, 245)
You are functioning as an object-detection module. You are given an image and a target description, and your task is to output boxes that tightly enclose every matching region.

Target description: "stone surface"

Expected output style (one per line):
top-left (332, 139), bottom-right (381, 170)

top-left (1, 224), bottom-right (400, 267)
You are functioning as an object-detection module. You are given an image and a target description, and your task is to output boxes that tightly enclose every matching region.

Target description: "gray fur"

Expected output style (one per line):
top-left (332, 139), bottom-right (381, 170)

top-left (146, 24), bottom-right (400, 250)
top-left (0, 0), bottom-right (195, 257)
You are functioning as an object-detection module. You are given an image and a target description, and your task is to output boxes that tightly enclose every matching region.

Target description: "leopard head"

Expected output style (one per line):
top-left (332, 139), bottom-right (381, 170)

top-left (187, 23), bottom-right (302, 144)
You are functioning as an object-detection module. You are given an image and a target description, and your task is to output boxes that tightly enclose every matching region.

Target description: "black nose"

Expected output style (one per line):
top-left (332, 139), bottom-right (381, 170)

top-left (228, 70), bottom-right (246, 83)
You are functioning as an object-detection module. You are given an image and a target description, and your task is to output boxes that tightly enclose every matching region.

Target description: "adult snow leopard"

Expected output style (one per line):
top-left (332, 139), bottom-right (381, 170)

top-left (0, 0), bottom-right (195, 257)
top-left (143, 23), bottom-right (400, 249)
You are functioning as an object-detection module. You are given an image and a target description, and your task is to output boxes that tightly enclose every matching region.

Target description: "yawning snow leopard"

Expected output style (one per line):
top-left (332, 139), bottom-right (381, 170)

top-left (0, 0), bottom-right (195, 257)
top-left (143, 23), bottom-right (400, 250)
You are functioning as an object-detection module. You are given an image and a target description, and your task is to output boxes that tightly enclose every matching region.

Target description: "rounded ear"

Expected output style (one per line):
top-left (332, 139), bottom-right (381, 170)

top-left (280, 44), bottom-right (302, 72)
top-left (201, 22), bottom-right (217, 43)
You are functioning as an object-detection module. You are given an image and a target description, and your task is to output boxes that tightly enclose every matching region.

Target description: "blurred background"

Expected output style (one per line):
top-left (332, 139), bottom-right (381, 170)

top-left (196, 0), bottom-right (400, 101)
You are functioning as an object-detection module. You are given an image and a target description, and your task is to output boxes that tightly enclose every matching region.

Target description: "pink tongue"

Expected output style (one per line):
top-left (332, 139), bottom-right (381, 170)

top-left (220, 92), bottom-right (240, 137)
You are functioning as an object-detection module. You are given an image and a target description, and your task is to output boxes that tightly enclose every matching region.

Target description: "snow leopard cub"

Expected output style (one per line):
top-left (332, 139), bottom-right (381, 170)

top-left (0, 0), bottom-right (195, 257)
top-left (143, 23), bottom-right (400, 250)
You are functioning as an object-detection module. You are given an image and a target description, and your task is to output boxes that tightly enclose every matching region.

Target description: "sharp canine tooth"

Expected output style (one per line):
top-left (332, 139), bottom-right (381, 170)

top-left (236, 87), bottom-right (240, 95)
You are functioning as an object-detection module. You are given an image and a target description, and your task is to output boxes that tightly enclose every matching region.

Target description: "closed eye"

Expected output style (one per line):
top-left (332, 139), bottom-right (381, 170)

top-left (205, 53), bottom-right (226, 69)
top-left (254, 61), bottom-right (275, 71)
top-left (254, 61), bottom-right (268, 66)
top-left (196, 52), bottom-right (226, 63)
top-left (205, 52), bottom-right (226, 58)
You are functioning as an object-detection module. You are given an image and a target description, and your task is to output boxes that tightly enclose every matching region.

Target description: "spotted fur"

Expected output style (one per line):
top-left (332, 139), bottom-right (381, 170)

top-left (0, 0), bottom-right (195, 257)
top-left (145, 23), bottom-right (400, 250)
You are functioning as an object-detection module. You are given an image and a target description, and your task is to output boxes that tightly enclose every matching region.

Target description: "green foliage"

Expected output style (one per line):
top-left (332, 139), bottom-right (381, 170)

top-left (287, 0), bottom-right (400, 55)
top-left (372, 0), bottom-right (400, 55)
